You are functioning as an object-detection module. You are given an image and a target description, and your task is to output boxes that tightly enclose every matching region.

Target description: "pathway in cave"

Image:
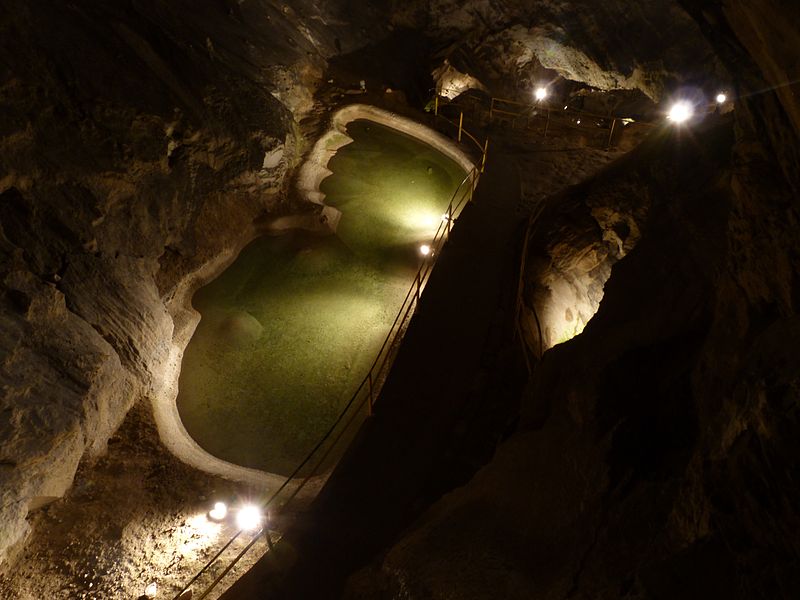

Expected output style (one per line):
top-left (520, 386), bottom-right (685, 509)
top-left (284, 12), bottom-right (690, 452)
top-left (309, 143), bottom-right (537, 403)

top-left (176, 120), bottom-right (465, 475)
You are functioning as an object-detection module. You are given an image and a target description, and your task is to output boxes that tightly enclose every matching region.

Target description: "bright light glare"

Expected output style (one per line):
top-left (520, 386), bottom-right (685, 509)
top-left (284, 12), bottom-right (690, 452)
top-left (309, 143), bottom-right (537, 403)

top-left (208, 501), bottom-right (227, 522)
top-left (144, 582), bottom-right (158, 598)
top-left (419, 244), bottom-right (431, 256)
top-left (668, 101), bottom-right (694, 124)
top-left (535, 87), bottom-right (548, 101)
top-left (716, 93), bottom-right (727, 104)
top-left (236, 504), bottom-right (262, 531)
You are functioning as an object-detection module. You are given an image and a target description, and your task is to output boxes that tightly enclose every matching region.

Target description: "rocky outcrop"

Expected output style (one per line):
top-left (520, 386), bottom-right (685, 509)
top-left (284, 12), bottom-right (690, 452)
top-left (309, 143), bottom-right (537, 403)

top-left (343, 107), bottom-right (800, 600)
top-left (1, 0), bottom-right (798, 593)
top-left (0, 0), bottom-right (394, 566)
top-left (519, 144), bottom-right (653, 354)
top-left (394, 0), bottom-right (727, 101)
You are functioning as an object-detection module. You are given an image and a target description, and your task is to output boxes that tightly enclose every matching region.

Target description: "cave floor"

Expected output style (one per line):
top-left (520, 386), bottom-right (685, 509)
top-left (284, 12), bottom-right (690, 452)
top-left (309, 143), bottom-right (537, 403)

top-left (0, 403), bottom-right (275, 600)
top-left (177, 119), bottom-right (466, 475)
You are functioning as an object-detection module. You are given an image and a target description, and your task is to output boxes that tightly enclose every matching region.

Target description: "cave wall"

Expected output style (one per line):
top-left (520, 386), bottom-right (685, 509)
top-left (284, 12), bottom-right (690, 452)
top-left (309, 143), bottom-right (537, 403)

top-left (341, 5), bottom-right (800, 599)
top-left (519, 146), bottom-right (651, 354)
top-left (0, 0), bottom-right (395, 566)
top-left (391, 0), bottom-right (727, 101)
top-left (1, 0), bottom-right (797, 590)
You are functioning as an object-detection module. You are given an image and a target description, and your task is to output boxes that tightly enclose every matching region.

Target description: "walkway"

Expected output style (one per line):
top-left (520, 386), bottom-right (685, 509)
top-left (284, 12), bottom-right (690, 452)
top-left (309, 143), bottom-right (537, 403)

top-left (221, 149), bottom-right (525, 599)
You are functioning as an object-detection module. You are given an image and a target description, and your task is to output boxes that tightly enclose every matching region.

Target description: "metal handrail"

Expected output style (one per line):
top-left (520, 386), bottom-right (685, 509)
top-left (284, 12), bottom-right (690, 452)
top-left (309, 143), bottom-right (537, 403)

top-left (432, 93), bottom-right (655, 151)
top-left (172, 132), bottom-right (487, 600)
top-left (432, 97), bottom-right (488, 156)
top-left (491, 94), bottom-right (655, 125)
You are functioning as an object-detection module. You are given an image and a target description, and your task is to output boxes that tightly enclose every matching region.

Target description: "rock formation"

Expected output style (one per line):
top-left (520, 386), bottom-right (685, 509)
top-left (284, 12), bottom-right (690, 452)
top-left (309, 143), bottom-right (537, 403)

top-left (1, 1), bottom-right (798, 598)
top-left (337, 4), bottom-right (800, 599)
top-left (0, 0), bottom-right (390, 565)
top-left (393, 0), bottom-right (727, 100)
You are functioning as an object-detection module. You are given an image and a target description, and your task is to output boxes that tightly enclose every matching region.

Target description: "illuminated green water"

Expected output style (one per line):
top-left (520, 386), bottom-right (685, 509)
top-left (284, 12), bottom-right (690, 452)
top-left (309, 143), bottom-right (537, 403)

top-left (177, 120), bottom-right (465, 475)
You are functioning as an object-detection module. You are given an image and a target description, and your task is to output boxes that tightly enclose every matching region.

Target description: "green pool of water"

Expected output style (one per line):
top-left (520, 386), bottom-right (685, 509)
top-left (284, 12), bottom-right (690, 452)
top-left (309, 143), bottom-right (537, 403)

top-left (177, 119), bottom-right (466, 475)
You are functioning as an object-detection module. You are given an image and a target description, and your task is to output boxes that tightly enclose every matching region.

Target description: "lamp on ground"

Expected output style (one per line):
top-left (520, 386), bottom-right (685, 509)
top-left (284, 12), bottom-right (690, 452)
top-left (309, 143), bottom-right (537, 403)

top-left (716, 92), bottom-right (727, 104)
top-left (419, 244), bottom-right (431, 257)
top-left (207, 501), bottom-right (227, 522)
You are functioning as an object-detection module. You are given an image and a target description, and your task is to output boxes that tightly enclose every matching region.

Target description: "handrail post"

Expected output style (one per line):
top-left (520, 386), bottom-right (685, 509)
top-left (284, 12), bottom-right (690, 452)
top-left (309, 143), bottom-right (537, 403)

top-left (447, 203), bottom-right (452, 236)
top-left (489, 98), bottom-right (494, 121)
top-left (544, 108), bottom-right (551, 138)
top-left (481, 138), bottom-right (489, 173)
top-left (414, 270), bottom-right (421, 313)
top-left (606, 118), bottom-right (616, 151)
top-left (458, 111), bottom-right (463, 143)
top-left (434, 94), bottom-right (439, 116)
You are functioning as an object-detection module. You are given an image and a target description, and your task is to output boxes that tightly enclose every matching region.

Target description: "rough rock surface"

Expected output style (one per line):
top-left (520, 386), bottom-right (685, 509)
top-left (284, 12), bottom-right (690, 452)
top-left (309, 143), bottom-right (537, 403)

top-left (393, 0), bottom-right (727, 100)
top-left (518, 131), bottom-right (668, 353)
top-left (0, 0), bottom-right (392, 567)
top-left (1, 1), bottom-right (799, 598)
top-left (338, 8), bottom-right (800, 599)
top-left (0, 402), bottom-right (274, 600)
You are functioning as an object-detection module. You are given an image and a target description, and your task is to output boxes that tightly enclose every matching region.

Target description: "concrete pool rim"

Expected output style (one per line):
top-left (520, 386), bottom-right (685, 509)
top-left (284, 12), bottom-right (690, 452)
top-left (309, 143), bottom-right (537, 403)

top-left (298, 103), bottom-right (476, 206)
top-left (152, 103), bottom-right (476, 493)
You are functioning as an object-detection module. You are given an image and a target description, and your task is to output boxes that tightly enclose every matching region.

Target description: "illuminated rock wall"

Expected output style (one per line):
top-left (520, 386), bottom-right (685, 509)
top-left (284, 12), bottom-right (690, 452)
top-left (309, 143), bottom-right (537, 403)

top-left (0, 0), bottom-right (390, 566)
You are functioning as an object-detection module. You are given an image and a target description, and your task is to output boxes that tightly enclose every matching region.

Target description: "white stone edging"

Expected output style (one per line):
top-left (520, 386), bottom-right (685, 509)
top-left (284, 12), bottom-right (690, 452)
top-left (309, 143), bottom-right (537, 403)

top-left (297, 103), bottom-right (475, 205)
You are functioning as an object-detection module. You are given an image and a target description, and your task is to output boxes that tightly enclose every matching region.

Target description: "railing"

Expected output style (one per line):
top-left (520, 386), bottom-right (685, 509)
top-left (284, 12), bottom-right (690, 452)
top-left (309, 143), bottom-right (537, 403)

top-left (434, 93), bottom-right (654, 151)
top-left (171, 128), bottom-right (486, 600)
top-left (432, 94), bottom-right (490, 171)
top-left (493, 96), bottom-right (622, 148)
top-left (513, 198), bottom-right (549, 372)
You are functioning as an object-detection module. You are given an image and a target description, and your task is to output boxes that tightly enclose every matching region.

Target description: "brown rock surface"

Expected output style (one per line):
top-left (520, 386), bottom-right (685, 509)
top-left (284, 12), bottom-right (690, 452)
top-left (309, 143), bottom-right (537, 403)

top-left (0, 0), bottom-right (382, 567)
top-left (393, 0), bottom-right (727, 100)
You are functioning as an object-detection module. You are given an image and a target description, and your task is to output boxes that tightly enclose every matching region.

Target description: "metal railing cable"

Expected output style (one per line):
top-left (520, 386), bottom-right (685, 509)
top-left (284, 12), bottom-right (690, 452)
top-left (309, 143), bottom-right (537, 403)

top-left (431, 96), bottom-right (489, 160)
top-left (513, 192), bottom-right (550, 368)
top-left (194, 529), bottom-right (267, 600)
top-left (435, 93), bottom-right (654, 152)
top-left (171, 134), bottom-right (486, 600)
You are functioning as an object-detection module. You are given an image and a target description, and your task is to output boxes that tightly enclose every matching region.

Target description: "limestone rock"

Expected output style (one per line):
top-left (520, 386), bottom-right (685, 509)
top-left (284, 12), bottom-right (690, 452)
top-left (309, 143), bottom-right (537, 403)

top-left (395, 0), bottom-right (727, 100)
top-left (0, 0), bottom-right (369, 567)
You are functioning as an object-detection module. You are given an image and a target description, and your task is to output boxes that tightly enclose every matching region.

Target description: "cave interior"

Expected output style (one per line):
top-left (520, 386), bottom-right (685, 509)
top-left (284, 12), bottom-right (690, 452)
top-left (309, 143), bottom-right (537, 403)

top-left (0, 0), bottom-right (799, 599)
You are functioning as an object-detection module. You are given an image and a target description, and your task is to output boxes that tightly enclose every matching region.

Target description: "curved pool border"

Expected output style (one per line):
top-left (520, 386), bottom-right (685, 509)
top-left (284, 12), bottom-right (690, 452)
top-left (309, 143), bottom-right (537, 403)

top-left (151, 103), bottom-right (475, 494)
top-left (298, 104), bottom-right (475, 205)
